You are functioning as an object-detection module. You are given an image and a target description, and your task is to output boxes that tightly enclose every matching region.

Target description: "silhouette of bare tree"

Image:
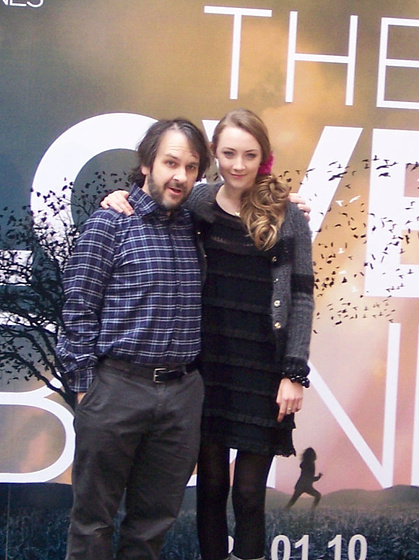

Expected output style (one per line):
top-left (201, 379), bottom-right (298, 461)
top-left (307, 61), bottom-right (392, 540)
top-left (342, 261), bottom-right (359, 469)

top-left (0, 172), bottom-right (128, 409)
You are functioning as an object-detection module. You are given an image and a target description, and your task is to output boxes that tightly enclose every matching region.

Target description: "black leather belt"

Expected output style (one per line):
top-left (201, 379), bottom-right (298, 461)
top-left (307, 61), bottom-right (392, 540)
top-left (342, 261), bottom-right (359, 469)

top-left (102, 357), bottom-right (198, 383)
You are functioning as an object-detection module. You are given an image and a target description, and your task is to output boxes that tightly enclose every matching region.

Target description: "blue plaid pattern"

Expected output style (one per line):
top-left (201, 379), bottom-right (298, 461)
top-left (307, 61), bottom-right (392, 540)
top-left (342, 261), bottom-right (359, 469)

top-left (57, 185), bottom-right (202, 392)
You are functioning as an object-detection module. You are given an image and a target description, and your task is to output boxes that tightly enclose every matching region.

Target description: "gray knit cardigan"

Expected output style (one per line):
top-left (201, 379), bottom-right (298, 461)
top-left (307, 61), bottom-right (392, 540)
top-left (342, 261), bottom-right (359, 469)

top-left (187, 182), bottom-right (315, 382)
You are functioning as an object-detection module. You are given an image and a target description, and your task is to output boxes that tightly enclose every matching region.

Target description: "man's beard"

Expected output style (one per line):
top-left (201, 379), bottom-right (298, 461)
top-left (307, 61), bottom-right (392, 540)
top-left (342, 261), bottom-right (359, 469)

top-left (147, 173), bottom-right (187, 211)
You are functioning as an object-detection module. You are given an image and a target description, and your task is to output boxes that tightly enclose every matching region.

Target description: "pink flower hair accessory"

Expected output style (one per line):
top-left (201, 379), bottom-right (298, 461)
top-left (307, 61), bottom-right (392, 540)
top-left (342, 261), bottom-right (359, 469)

top-left (258, 152), bottom-right (274, 175)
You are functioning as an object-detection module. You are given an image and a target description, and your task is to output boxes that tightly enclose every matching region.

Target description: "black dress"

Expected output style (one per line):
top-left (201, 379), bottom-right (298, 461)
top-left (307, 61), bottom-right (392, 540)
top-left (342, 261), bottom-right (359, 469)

top-left (200, 204), bottom-right (295, 457)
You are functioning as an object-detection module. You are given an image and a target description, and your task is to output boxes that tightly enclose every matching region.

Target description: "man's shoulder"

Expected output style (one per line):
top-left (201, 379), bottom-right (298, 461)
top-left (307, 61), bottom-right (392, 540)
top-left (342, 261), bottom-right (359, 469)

top-left (79, 207), bottom-right (128, 237)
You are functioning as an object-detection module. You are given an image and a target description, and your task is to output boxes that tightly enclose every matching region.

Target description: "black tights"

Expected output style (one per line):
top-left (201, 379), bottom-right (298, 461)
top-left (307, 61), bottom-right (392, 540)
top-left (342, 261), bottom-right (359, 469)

top-left (197, 441), bottom-right (274, 560)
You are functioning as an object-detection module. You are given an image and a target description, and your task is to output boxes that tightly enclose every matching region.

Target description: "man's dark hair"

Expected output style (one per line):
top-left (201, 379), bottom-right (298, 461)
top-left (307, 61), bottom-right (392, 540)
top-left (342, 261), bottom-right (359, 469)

top-left (129, 118), bottom-right (212, 186)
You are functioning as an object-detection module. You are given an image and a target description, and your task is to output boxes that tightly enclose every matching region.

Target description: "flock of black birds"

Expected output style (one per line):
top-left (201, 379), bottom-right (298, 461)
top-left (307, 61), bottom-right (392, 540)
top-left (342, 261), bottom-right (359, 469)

top-left (296, 158), bottom-right (418, 331)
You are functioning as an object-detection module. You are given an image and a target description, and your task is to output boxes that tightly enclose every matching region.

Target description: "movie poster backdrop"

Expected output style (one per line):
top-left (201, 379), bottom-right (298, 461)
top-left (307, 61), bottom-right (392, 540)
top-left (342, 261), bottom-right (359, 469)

top-left (0, 1), bottom-right (418, 558)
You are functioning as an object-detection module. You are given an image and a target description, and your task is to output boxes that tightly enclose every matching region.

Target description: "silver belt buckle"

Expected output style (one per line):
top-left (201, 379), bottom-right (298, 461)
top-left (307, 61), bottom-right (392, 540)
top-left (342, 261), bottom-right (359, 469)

top-left (153, 367), bottom-right (167, 383)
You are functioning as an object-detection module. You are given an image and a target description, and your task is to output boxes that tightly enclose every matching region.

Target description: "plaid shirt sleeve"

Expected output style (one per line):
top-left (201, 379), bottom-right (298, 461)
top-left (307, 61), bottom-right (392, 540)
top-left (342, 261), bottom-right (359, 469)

top-left (57, 211), bottom-right (116, 392)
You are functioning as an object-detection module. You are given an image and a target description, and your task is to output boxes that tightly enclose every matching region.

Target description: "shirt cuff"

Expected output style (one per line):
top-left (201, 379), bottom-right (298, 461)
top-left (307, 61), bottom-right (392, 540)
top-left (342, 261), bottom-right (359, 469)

top-left (68, 367), bottom-right (96, 393)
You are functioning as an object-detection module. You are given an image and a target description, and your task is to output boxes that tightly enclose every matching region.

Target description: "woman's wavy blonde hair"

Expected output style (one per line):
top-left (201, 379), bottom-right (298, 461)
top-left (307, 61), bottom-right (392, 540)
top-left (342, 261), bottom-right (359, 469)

top-left (212, 108), bottom-right (290, 251)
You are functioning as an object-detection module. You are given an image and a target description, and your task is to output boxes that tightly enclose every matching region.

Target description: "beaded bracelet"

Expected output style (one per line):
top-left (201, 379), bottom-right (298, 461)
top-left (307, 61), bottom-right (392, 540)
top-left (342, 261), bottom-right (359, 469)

top-left (283, 372), bottom-right (310, 388)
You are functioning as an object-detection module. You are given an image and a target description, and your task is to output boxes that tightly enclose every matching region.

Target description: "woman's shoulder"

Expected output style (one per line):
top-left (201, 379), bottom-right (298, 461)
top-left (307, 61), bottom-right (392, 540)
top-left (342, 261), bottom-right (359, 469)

top-left (285, 198), bottom-right (304, 217)
top-left (186, 181), bottom-right (221, 215)
top-left (283, 199), bottom-right (312, 232)
top-left (191, 181), bottom-right (221, 199)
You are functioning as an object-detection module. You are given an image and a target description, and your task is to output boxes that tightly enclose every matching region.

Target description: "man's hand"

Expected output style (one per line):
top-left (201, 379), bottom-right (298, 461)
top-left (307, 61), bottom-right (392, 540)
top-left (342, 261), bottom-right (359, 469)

top-left (289, 192), bottom-right (311, 221)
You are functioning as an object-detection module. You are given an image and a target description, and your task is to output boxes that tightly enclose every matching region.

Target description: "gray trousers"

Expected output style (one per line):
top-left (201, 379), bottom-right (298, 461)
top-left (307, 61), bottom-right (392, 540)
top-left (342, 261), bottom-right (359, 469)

top-left (65, 360), bottom-right (204, 560)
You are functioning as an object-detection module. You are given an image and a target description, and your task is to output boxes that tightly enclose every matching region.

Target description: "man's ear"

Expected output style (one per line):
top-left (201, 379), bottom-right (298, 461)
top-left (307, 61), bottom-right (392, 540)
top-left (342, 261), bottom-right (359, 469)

top-left (141, 165), bottom-right (150, 177)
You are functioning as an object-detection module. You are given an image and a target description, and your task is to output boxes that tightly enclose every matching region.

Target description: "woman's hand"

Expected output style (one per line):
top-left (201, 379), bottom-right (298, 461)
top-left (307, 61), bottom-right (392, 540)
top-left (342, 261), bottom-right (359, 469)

top-left (101, 190), bottom-right (134, 216)
top-left (288, 192), bottom-right (311, 221)
top-left (276, 377), bottom-right (303, 422)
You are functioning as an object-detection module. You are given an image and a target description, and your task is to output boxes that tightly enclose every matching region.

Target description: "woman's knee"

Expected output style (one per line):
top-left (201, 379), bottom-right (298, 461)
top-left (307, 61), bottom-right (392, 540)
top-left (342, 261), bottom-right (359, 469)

top-left (232, 481), bottom-right (265, 517)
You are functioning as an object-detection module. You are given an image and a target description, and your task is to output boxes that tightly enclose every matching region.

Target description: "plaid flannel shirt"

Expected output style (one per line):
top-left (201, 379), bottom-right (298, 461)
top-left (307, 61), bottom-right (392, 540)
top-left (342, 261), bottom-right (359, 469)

top-left (57, 185), bottom-right (202, 392)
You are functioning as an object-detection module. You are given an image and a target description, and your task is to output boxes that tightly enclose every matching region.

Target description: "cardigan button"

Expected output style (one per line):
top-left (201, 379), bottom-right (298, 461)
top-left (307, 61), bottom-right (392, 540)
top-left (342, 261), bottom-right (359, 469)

top-left (274, 300), bottom-right (281, 307)
top-left (271, 256), bottom-right (278, 263)
top-left (274, 321), bottom-right (282, 329)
